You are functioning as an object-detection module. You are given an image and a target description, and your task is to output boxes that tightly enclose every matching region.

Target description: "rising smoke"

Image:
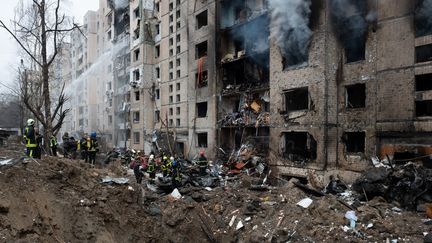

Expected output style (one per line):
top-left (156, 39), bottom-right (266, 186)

top-left (229, 15), bottom-right (270, 67)
top-left (108, 0), bottom-right (128, 10)
top-left (415, 0), bottom-right (432, 37)
top-left (329, 0), bottom-right (368, 61)
top-left (269, 0), bottom-right (312, 67)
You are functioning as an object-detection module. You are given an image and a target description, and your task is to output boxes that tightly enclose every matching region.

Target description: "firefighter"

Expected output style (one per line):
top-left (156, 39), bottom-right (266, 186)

top-left (161, 155), bottom-right (171, 177)
top-left (87, 131), bottom-right (99, 166)
top-left (197, 150), bottom-right (208, 175)
top-left (49, 135), bottom-right (57, 156)
top-left (23, 118), bottom-right (37, 161)
top-left (80, 136), bottom-right (88, 161)
top-left (62, 132), bottom-right (70, 158)
top-left (171, 156), bottom-right (182, 188)
top-left (147, 154), bottom-right (156, 182)
top-left (33, 128), bottom-right (43, 159)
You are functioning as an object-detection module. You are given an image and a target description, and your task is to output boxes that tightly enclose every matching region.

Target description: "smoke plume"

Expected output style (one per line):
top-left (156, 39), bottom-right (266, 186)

top-left (108, 0), bottom-right (128, 10)
top-left (329, 0), bottom-right (368, 61)
top-left (229, 15), bottom-right (270, 67)
top-left (269, 0), bottom-right (312, 67)
top-left (415, 0), bottom-right (432, 37)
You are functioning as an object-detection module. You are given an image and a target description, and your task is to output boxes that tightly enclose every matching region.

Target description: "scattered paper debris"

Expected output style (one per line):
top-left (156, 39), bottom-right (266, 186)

top-left (229, 215), bottom-right (237, 227)
top-left (170, 188), bottom-right (182, 200)
top-left (236, 221), bottom-right (244, 230)
top-left (297, 198), bottom-right (313, 208)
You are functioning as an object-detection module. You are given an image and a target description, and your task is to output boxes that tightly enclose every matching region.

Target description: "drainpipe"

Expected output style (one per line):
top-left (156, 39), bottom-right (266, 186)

top-left (322, 1), bottom-right (329, 171)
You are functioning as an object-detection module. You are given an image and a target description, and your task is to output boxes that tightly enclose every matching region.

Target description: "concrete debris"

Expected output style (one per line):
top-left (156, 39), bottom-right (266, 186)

top-left (0, 144), bottom-right (430, 242)
top-left (101, 176), bottom-right (129, 184)
top-left (353, 162), bottom-right (432, 209)
top-left (0, 159), bottom-right (13, 166)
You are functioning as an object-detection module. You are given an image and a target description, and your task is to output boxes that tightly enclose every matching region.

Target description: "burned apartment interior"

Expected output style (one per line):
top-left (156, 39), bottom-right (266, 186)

top-left (217, 0), bottom-right (270, 159)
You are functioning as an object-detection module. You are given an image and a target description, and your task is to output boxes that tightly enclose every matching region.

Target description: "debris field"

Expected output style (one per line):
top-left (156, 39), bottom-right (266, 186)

top-left (0, 144), bottom-right (431, 243)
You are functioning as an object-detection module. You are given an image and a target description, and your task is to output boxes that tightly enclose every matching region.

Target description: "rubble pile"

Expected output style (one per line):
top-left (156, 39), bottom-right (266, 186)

top-left (219, 91), bottom-right (270, 127)
top-left (0, 143), bottom-right (431, 242)
top-left (353, 160), bottom-right (432, 210)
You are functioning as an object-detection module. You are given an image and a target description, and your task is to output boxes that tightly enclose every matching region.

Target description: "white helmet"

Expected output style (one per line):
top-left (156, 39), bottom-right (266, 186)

top-left (170, 156), bottom-right (174, 161)
top-left (149, 154), bottom-right (155, 160)
top-left (27, 119), bottom-right (35, 126)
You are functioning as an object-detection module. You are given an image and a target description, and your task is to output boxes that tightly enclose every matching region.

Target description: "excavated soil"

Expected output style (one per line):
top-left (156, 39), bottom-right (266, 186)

top-left (0, 145), bottom-right (431, 243)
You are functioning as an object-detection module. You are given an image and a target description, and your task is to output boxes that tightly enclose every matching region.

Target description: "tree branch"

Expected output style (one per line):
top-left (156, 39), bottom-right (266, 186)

top-left (0, 20), bottom-right (43, 67)
top-left (47, 0), bottom-right (60, 66)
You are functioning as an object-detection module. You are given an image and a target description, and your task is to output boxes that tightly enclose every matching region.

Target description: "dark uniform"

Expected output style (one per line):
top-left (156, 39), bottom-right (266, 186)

top-left (147, 156), bottom-right (156, 182)
top-left (171, 158), bottom-right (182, 188)
top-left (198, 153), bottom-right (208, 175)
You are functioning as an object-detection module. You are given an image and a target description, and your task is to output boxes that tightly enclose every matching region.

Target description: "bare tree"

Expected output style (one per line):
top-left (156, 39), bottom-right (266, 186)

top-left (0, 0), bottom-right (81, 147)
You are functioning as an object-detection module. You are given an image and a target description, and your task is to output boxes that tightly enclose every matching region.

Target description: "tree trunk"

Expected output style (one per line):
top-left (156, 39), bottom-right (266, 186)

top-left (40, 0), bottom-right (53, 149)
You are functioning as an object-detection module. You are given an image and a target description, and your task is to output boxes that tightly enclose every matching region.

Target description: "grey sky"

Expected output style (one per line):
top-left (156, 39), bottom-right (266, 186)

top-left (0, 0), bottom-right (99, 93)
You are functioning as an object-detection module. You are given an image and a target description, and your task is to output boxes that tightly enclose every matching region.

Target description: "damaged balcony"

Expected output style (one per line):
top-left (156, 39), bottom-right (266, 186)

top-left (220, 0), bottom-right (268, 29)
top-left (217, 1), bottom-right (270, 163)
top-left (220, 57), bottom-right (269, 96)
top-left (219, 91), bottom-right (270, 128)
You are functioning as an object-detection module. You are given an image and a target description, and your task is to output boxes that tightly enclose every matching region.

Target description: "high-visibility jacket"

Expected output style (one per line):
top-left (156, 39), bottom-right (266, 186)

top-left (198, 156), bottom-right (208, 167)
top-left (50, 137), bottom-right (57, 147)
top-left (24, 125), bottom-right (37, 148)
top-left (86, 138), bottom-right (98, 152)
top-left (147, 159), bottom-right (155, 173)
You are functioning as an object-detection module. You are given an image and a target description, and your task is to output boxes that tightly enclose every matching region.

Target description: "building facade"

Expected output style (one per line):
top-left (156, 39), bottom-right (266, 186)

top-left (62, 0), bottom-right (432, 183)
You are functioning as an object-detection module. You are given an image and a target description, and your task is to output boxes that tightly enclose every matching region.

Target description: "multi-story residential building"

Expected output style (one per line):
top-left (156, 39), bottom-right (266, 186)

top-left (62, 1), bottom-right (432, 184)
top-left (266, 1), bottom-right (432, 182)
top-left (126, 0), bottom-right (217, 158)
top-left (66, 10), bottom-right (99, 138)
top-left (61, 0), bottom-right (129, 149)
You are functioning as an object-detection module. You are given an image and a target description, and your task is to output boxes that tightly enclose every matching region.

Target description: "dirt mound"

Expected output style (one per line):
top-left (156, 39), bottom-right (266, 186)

top-left (0, 147), bottom-right (430, 242)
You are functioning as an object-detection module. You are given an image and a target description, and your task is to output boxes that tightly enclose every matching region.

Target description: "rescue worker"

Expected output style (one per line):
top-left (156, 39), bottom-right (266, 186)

top-left (161, 155), bottom-right (171, 177)
top-left (34, 128), bottom-right (43, 159)
top-left (80, 136), bottom-right (88, 161)
top-left (62, 132), bottom-right (70, 158)
top-left (197, 150), bottom-right (208, 175)
top-left (87, 131), bottom-right (99, 166)
top-left (147, 154), bottom-right (156, 182)
top-left (23, 118), bottom-right (37, 160)
top-left (171, 156), bottom-right (182, 188)
top-left (76, 138), bottom-right (81, 158)
top-left (49, 135), bottom-right (57, 156)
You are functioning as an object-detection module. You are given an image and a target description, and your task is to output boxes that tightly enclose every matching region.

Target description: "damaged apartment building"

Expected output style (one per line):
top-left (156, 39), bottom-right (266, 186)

top-left (216, 0), bottom-right (270, 160)
top-left (64, 0), bottom-right (432, 181)
top-left (266, 0), bottom-right (432, 182)
top-left (127, 0), bottom-right (217, 158)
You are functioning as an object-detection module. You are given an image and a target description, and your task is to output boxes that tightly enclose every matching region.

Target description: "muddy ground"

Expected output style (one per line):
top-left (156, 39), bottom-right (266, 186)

top-left (0, 144), bottom-right (431, 243)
